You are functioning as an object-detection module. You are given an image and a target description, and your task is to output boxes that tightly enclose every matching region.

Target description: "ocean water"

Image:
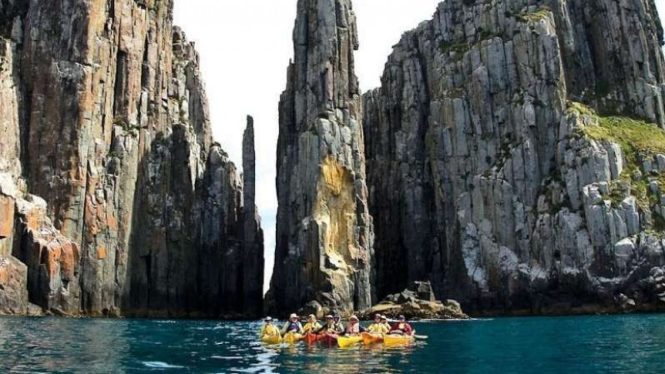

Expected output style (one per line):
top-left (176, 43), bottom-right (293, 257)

top-left (1, 314), bottom-right (665, 373)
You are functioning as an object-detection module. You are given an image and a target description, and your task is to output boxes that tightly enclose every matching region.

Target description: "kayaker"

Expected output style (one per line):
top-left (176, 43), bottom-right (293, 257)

top-left (380, 315), bottom-right (391, 331)
top-left (344, 315), bottom-right (365, 336)
top-left (281, 313), bottom-right (304, 335)
top-left (367, 314), bottom-right (389, 335)
top-left (333, 314), bottom-right (346, 334)
top-left (315, 315), bottom-right (336, 334)
top-left (260, 317), bottom-right (280, 337)
top-left (390, 315), bottom-right (414, 336)
top-left (303, 314), bottom-right (321, 334)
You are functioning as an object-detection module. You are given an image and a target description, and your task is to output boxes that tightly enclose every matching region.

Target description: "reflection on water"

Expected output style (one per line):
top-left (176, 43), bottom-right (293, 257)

top-left (0, 318), bottom-right (130, 373)
top-left (274, 342), bottom-right (415, 374)
top-left (2, 315), bottom-right (665, 373)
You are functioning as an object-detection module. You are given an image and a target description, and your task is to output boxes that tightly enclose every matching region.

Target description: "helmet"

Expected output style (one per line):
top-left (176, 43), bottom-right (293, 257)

top-left (264, 316), bottom-right (273, 322)
top-left (289, 313), bottom-right (298, 319)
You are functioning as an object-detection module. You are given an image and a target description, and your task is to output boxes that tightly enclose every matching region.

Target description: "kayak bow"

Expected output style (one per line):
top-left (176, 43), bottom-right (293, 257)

top-left (383, 334), bottom-right (415, 346)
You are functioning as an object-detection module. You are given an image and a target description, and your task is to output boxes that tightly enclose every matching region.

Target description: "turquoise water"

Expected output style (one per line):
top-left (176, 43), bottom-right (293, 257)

top-left (1, 314), bottom-right (665, 373)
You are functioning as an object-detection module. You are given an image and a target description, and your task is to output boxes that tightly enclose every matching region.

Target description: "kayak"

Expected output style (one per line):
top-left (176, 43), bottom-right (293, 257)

top-left (283, 332), bottom-right (304, 344)
top-left (304, 332), bottom-right (318, 344)
top-left (322, 333), bottom-right (338, 346)
top-left (338, 335), bottom-right (362, 348)
top-left (361, 332), bottom-right (384, 345)
top-left (261, 334), bottom-right (282, 345)
top-left (384, 334), bottom-right (415, 346)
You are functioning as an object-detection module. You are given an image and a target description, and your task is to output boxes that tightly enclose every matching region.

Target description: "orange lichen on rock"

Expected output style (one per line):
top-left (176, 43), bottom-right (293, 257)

top-left (0, 195), bottom-right (14, 239)
top-left (11, 193), bottom-right (82, 314)
top-left (315, 156), bottom-right (358, 265)
top-left (321, 156), bottom-right (348, 196)
top-left (0, 264), bottom-right (8, 285)
top-left (97, 246), bottom-right (107, 260)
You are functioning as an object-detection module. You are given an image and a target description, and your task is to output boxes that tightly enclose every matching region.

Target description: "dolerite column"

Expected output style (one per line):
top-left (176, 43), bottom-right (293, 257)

top-left (270, 0), bottom-right (373, 315)
top-left (242, 116), bottom-right (264, 319)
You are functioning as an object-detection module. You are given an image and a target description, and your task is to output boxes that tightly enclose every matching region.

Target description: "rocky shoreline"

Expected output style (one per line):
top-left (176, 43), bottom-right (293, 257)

top-left (359, 282), bottom-right (469, 321)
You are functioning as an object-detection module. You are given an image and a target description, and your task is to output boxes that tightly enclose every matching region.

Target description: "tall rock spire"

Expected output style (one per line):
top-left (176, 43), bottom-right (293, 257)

top-left (269, 0), bottom-right (373, 315)
top-left (242, 116), bottom-right (264, 318)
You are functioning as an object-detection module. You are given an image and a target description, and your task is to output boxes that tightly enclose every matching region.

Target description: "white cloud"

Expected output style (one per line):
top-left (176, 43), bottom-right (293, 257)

top-left (175, 0), bottom-right (665, 294)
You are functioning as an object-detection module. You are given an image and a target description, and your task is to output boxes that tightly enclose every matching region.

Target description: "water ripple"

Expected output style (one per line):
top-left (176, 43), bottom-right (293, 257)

top-left (2, 315), bottom-right (665, 373)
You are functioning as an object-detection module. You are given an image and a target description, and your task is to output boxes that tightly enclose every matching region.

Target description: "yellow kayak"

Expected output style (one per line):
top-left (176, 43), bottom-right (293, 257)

top-left (338, 335), bottom-right (363, 348)
top-left (383, 334), bottom-right (415, 346)
top-left (283, 332), bottom-right (304, 344)
top-left (261, 334), bottom-right (282, 345)
top-left (361, 332), bottom-right (384, 345)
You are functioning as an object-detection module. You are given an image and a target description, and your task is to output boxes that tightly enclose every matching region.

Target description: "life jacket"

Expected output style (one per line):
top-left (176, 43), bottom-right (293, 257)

top-left (261, 324), bottom-right (280, 336)
top-left (346, 322), bottom-right (360, 335)
top-left (368, 323), bottom-right (387, 334)
top-left (392, 322), bottom-right (412, 334)
top-left (304, 322), bottom-right (321, 332)
top-left (285, 321), bottom-right (302, 332)
top-left (319, 323), bottom-right (336, 333)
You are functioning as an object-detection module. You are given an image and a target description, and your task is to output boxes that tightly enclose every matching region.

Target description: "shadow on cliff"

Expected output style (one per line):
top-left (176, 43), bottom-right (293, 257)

top-left (121, 127), bottom-right (261, 319)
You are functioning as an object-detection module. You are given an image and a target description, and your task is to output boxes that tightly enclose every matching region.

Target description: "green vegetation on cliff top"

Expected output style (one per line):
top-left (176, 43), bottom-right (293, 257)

top-left (570, 102), bottom-right (665, 215)
top-left (515, 6), bottom-right (552, 23)
top-left (570, 102), bottom-right (665, 157)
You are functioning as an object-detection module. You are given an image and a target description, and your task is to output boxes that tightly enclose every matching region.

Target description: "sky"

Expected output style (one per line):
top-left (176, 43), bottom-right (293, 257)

top-left (173, 0), bottom-right (442, 293)
top-left (174, 0), bottom-right (665, 294)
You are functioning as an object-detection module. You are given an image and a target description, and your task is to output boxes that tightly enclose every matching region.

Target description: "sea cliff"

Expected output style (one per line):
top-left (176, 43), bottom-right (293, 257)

top-left (0, 0), bottom-right (263, 319)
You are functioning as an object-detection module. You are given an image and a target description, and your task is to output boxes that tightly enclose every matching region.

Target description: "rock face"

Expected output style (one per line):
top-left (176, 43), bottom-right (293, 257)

top-left (363, 0), bottom-right (665, 314)
top-left (0, 178), bottom-right (27, 315)
top-left (0, 0), bottom-right (263, 318)
top-left (269, 0), bottom-right (374, 315)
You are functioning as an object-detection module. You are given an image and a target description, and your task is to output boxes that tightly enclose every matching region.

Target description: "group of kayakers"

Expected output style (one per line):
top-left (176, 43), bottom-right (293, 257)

top-left (260, 312), bottom-right (415, 347)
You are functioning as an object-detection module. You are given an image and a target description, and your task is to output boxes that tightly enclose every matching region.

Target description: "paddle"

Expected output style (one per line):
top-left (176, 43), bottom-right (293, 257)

top-left (414, 334), bottom-right (428, 340)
